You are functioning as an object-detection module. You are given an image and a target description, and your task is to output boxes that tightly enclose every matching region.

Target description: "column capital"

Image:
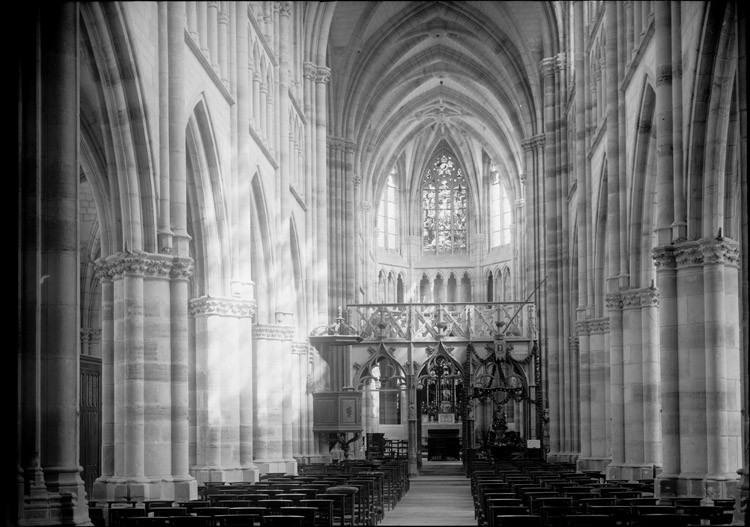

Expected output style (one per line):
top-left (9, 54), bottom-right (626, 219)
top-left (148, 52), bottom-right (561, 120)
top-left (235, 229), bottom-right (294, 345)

top-left (621, 287), bottom-right (659, 308)
top-left (521, 134), bottom-right (545, 152)
top-left (188, 295), bottom-right (257, 318)
top-left (253, 323), bottom-right (296, 340)
top-left (278, 2), bottom-right (292, 17)
top-left (674, 241), bottom-right (703, 267)
top-left (605, 292), bottom-right (623, 310)
top-left (94, 251), bottom-right (190, 280)
top-left (292, 341), bottom-right (310, 355)
top-left (652, 245), bottom-right (676, 269)
top-left (588, 318), bottom-right (610, 334)
top-left (576, 320), bottom-right (591, 335)
top-left (700, 237), bottom-right (740, 266)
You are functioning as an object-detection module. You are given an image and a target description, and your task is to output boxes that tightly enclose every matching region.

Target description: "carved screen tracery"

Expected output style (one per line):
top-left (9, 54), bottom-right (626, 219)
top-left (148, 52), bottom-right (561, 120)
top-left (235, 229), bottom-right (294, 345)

top-left (417, 342), bottom-right (464, 422)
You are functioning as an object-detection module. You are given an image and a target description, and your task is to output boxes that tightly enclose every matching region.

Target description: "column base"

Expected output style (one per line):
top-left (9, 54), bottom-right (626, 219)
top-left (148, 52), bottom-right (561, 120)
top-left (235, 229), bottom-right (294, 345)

top-left (254, 459), bottom-right (296, 476)
top-left (546, 451), bottom-right (579, 464)
top-left (191, 466), bottom-right (259, 485)
top-left (576, 456), bottom-right (612, 475)
top-left (303, 455), bottom-right (332, 465)
top-left (21, 469), bottom-right (92, 526)
top-left (92, 475), bottom-right (198, 503)
top-left (656, 473), bottom-right (740, 503)
top-left (605, 463), bottom-right (660, 483)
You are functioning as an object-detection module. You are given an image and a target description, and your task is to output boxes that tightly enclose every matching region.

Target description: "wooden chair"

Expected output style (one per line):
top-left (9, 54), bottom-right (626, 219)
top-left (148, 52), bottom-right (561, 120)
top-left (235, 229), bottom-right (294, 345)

top-left (213, 514), bottom-right (264, 527)
top-left (124, 519), bottom-right (169, 527)
top-left (257, 499), bottom-right (294, 516)
top-left (492, 514), bottom-right (542, 527)
top-left (541, 506), bottom-right (577, 527)
top-left (564, 514), bottom-right (615, 526)
top-left (166, 517), bottom-right (213, 527)
top-left (151, 507), bottom-right (187, 517)
top-left (193, 507), bottom-right (232, 517)
top-left (109, 507), bottom-right (147, 527)
top-left (143, 500), bottom-right (175, 513)
top-left (299, 498), bottom-right (334, 527)
top-left (280, 506), bottom-right (318, 527)
top-left (638, 513), bottom-right (699, 527)
top-left (263, 516), bottom-right (305, 527)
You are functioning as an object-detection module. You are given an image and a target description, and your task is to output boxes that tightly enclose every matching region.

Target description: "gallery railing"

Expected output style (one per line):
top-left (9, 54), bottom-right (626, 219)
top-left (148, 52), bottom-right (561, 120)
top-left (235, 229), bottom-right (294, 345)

top-left (345, 302), bottom-right (537, 342)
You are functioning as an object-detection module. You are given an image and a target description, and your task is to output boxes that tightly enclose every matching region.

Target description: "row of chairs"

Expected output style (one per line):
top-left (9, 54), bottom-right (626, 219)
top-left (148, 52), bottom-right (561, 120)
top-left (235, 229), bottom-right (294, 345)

top-left (468, 453), bottom-right (737, 527)
top-left (98, 459), bottom-right (410, 527)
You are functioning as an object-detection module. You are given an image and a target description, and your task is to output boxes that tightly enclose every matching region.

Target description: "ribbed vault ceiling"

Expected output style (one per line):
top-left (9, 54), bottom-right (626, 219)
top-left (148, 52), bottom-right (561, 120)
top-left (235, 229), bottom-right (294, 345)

top-left (326, 0), bottom-right (558, 204)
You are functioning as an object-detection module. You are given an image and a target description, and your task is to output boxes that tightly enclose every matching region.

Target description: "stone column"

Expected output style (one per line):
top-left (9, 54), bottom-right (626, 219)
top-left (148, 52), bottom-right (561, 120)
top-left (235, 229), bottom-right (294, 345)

top-left (97, 272), bottom-right (115, 487)
top-left (207, 1), bottom-right (219, 71)
top-left (315, 65), bottom-right (331, 323)
top-left (32, 5), bottom-right (88, 521)
top-left (701, 239), bottom-right (742, 498)
top-left (218, 7), bottom-right (229, 86)
top-left (641, 288), bottom-right (662, 471)
top-left (653, 246), bottom-right (680, 493)
top-left (541, 56), bottom-right (562, 460)
top-left (190, 296), bottom-right (258, 484)
top-left (291, 343), bottom-right (306, 461)
top-left (584, 319), bottom-right (610, 474)
top-left (654, 0), bottom-right (675, 247)
top-left (253, 324), bottom-right (296, 475)
top-left (576, 321), bottom-right (593, 467)
top-left (167, 2), bottom-right (196, 501)
top-left (670, 2), bottom-right (687, 241)
top-left (198, 2), bottom-right (209, 58)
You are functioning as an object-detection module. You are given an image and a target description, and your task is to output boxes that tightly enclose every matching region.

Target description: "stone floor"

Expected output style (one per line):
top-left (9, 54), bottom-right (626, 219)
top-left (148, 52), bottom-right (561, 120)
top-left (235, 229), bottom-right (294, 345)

top-left (380, 460), bottom-right (476, 526)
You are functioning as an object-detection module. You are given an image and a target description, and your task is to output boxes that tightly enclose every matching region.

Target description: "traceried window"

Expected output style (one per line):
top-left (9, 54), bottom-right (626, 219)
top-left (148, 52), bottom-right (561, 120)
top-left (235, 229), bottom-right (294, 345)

top-left (490, 174), bottom-right (511, 247)
top-left (422, 153), bottom-right (467, 254)
top-left (377, 171), bottom-right (398, 250)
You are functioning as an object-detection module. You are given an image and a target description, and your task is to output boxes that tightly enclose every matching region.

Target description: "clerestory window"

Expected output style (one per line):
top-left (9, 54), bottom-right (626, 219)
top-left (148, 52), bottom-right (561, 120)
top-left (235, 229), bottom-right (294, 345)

top-left (422, 153), bottom-right (467, 254)
top-left (377, 171), bottom-right (398, 250)
top-left (490, 173), bottom-right (511, 247)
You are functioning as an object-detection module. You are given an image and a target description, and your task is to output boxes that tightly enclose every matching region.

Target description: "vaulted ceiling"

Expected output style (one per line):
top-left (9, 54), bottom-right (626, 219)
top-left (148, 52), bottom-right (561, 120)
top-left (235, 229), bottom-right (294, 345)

top-left (326, 1), bottom-right (561, 206)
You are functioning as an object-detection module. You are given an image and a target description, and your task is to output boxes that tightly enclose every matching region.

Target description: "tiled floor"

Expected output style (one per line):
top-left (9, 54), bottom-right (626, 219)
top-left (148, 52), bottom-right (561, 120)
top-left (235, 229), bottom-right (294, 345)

top-left (380, 461), bottom-right (476, 526)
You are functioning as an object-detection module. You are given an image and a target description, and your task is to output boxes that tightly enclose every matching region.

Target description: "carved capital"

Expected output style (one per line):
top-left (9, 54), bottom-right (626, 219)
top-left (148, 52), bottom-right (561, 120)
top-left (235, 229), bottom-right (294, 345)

top-left (80, 328), bottom-right (102, 343)
top-left (292, 341), bottom-right (310, 355)
top-left (303, 61), bottom-right (317, 80)
top-left (576, 320), bottom-right (591, 335)
top-left (675, 242), bottom-right (703, 267)
top-left (588, 318), bottom-right (610, 334)
top-left (278, 1), bottom-right (292, 17)
top-left (652, 245), bottom-right (677, 269)
top-left (621, 287), bottom-right (659, 308)
top-left (189, 296), bottom-right (257, 318)
top-left (95, 251), bottom-right (183, 280)
top-left (315, 66), bottom-right (331, 84)
top-left (344, 140), bottom-right (357, 153)
top-left (327, 136), bottom-right (345, 150)
top-left (605, 292), bottom-right (623, 310)
top-left (170, 257), bottom-right (195, 280)
top-left (700, 238), bottom-right (740, 266)
top-left (253, 323), bottom-right (296, 340)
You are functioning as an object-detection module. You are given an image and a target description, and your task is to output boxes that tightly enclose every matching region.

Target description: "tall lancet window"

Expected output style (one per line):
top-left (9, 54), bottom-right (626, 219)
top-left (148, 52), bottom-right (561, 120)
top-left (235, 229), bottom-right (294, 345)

top-left (377, 170), bottom-right (398, 250)
top-left (490, 170), bottom-right (511, 247)
top-left (422, 151), bottom-right (467, 254)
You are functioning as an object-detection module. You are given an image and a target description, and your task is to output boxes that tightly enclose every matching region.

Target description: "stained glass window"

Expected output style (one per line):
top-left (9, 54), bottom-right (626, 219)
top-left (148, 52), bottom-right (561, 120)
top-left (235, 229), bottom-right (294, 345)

top-left (422, 154), bottom-right (467, 253)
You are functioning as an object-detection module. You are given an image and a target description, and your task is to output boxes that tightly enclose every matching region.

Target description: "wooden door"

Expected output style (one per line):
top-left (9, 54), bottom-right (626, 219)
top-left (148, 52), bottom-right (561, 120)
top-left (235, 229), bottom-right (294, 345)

top-left (80, 356), bottom-right (101, 499)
